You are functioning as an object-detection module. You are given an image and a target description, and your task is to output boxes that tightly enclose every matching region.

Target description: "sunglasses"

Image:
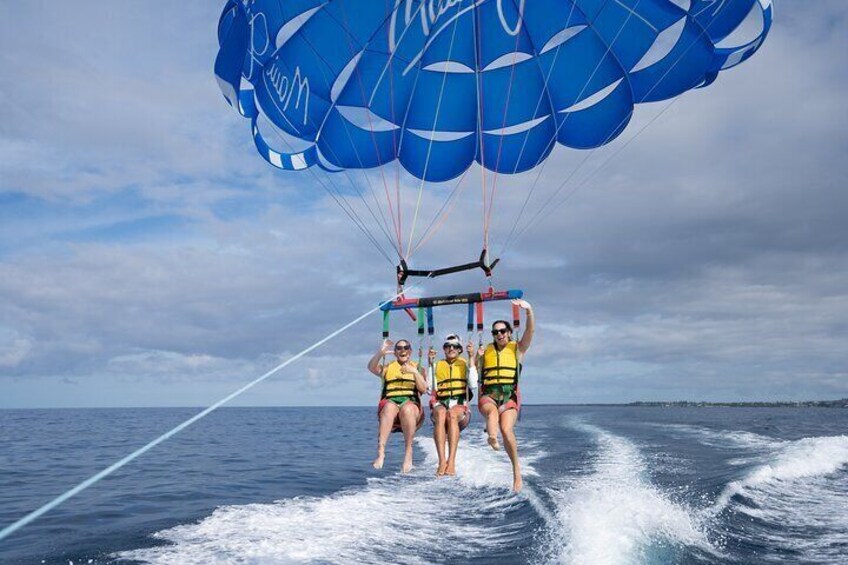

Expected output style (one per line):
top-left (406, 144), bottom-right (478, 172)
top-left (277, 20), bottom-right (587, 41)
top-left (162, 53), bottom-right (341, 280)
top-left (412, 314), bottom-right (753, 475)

top-left (394, 345), bottom-right (411, 351)
top-left (443, 343), bottom-right (462, 350)
top-left (491, 328), bottom-right (510, 336)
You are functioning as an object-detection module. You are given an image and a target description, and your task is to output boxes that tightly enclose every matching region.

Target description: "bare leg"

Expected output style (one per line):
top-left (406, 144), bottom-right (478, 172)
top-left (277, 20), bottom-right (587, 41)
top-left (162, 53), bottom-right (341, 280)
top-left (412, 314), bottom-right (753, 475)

top-left (480, 401), bottom-right (500, 450)
top-left (432, 405), bottom-right (448, 476)
top-left (445, 406), bottom-right (464, 475)
top-left (374, 402), bottom-right (400, 469)
top-left (499, 409), bottom-right (522, 492)
top-left (398, 402), bottom-right (420, 473)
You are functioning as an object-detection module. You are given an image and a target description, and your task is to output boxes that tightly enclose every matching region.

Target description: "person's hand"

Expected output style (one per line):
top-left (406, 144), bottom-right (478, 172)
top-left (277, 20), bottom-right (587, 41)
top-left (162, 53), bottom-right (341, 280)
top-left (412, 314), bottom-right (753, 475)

top-left (467, 343), bottom-right (477, 360)
top-left (380, 339), bottom-right (394, 355)
top-left (428, 348), bottom-right (437, 363)
top-left (477, 345), bottom-right (485, 357)
top-left (512, 299), bottom-right (531, 311)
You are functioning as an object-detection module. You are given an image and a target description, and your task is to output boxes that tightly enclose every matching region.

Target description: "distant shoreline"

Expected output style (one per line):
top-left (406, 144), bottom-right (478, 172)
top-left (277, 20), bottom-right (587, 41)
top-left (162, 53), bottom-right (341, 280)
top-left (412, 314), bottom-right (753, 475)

top-left (619, 399), bottom-right (848, 408)
top-left (2, 399), bottom-right (847, 410)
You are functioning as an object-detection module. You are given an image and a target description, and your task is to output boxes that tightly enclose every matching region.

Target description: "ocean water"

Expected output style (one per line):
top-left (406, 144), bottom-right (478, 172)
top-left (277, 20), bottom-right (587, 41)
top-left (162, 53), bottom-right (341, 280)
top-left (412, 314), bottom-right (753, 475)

top-left (1, 406), bottom-right (847, 564)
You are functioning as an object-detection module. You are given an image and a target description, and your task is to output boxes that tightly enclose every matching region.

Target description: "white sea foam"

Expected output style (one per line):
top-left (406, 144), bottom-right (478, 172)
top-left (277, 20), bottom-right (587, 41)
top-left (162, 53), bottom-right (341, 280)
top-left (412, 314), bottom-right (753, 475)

top-left (712, 435), bottom-right (848, 562)
top-left (544, 423), bottom-right (714, 565)
top-left (713, 435), bottom-right (848, 511)
top-left (116, 434), bottom-right (541, 564)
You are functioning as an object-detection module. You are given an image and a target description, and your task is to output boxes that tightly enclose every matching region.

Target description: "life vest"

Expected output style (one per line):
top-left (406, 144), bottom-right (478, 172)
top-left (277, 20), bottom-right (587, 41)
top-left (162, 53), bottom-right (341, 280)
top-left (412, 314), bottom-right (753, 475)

top-left (481, 342), bottom-right (519, 388)
top-left (434, 358), bottom-right (468, 400)
top-left (382, 361), bottom-right (420, 400)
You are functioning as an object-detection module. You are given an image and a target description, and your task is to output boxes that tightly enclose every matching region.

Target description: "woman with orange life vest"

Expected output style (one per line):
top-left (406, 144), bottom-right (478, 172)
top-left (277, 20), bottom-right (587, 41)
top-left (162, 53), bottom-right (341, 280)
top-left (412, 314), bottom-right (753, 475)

top-left (427, 333), bottom-right (479, 477)
top-left (367, 338), bottom-right (427, 473)
top-left (477, 299), bottom-right (535, 492)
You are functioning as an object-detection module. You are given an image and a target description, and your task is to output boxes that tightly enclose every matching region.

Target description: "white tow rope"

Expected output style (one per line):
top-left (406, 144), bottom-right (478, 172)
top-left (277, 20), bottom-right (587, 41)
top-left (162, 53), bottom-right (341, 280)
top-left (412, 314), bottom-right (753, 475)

top-left (0, 287), bottom-right (417, 543)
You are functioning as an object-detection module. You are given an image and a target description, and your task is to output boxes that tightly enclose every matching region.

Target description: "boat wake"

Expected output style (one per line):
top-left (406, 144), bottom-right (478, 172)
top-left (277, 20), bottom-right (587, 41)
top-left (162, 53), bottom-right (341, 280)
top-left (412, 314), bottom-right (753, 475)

top-left (651, 423), bottom-right (781, 451)
top-left (116, 434), bottom-right (543, 564)
top-left (541, 422), bottom-right (715, 565)
top-left (711, 434), bottom-right (848, 563)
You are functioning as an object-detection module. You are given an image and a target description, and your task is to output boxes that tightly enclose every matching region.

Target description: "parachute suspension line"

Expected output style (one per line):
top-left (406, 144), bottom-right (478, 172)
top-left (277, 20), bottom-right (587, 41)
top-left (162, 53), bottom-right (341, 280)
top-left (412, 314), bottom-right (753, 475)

top-left (498, 0), bottom-right (580, 251)
top-left (268, 123), bottom-right (397, 261)
top-left (498, 0), bottom-right (650, 254)
top-left (262, 121), bottom-right (396, 265)
top-left (360, 0), bottom-right (430, 258)
top-left (510, 0), bottom-right (578, 173)
top-left (291, 28), bottom-right (404, 260)
top-left (410, 167), bottom-right (471, 255)
top-left (471, 2), bottom-right (490, 255)
top-left (336, 4), bottom-right (405, 255)
top-left (405, 3), bottom-right (464, 261)
top-left (486, 6), bottom-right (527, 249)
top-left (383, 0), bottom-right (404, 264)
top-left (389, 61), bottom-right (427, 260)
top-left (511, 101), bottom-right (678, 244)
top-left (331, 154), bottom-right (402, 260)
top-left (502, 2), bottom-right (736, 254)
top-left (0, 282), bottom-right (422, 544)
top-left (313, 122), bottom-right (400, 260)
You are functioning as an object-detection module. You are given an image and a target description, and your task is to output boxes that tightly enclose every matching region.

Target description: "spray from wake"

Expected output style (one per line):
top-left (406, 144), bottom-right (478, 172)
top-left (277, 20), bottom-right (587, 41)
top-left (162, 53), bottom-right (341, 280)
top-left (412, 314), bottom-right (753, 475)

top-left (710, 435), bottom-right (848, 563)
top-left (543, 422), bottom-right (714, 565)
top-left (117, 434), bottom-right (542, 564)
top-left (713, 435), bottom-right (848, 511)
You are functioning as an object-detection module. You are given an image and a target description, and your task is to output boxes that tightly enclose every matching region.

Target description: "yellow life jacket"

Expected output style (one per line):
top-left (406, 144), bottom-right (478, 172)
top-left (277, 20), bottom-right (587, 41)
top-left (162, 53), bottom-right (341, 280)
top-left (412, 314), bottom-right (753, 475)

top-left (482, 342), bottom-right (519, 388)
top-left (434, 358), bottom-right (468, 400)
top-left (382, 361), bottom-right (420, 400)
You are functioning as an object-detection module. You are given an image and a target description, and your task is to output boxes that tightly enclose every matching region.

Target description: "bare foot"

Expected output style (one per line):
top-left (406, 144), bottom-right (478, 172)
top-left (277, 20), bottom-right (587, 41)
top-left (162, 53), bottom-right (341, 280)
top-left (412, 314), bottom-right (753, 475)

top-left (487, 435), bottom-right (500, 451)
top-left (445, 461), bottom-right (456, 476)
top-left (401, 455), bottom-right (414, 474)
top-left (512, 474), bottom-right (523, 493)
top-left (436, 462), bottom-right (447, 476)
top-left (372, 449), bottom-right (385, 470)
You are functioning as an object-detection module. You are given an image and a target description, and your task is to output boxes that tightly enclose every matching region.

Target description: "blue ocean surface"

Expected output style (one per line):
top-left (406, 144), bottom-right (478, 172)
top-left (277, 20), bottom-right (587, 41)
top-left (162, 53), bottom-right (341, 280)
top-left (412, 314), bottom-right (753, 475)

top-left (1, 406), bottom-right (847, 564)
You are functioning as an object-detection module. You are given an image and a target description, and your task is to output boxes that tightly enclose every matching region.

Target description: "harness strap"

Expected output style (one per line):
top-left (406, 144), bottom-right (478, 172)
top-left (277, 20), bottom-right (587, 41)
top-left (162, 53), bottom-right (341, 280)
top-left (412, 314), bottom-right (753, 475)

top-left (382, 310), bottom-right (390, 339)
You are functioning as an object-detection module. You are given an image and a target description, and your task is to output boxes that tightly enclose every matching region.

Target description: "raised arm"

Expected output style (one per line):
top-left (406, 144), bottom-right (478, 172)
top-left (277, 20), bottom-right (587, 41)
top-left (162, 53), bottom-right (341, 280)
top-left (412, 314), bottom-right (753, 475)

top-left (515, 299), bottom-right (535, 354)
top-left (367, 339), bottom-right (393, 377)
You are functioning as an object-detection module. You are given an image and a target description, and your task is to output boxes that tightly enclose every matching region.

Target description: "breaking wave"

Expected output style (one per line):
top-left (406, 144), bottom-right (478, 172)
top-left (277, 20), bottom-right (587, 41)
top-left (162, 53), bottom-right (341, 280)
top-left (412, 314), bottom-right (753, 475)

top-left (542, 423), bottom-right (715, 565)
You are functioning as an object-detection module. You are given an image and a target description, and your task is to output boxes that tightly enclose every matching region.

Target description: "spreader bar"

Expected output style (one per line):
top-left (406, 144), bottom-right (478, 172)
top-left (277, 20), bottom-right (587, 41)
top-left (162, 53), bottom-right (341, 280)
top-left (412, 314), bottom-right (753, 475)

top-left (380, 289), bottom-right (523, 312)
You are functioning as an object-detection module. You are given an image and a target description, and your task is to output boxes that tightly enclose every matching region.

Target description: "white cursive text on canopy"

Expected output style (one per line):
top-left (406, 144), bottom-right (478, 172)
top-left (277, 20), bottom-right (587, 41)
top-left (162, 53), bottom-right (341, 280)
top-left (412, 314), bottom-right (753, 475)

top-left (264, 62), bottom-right (310, 129)
top-left (389, 0), bottom-right (526, 72)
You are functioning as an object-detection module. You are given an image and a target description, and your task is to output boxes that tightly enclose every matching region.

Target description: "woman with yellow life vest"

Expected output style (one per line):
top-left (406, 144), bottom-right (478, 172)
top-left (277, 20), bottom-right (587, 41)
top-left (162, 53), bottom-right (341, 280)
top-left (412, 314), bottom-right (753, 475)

top-left (367, 338), bottom-right (427, 473)
top-left (427, 334), bottom-right (479, 477)
top-left (476, 299), bottom-right (535, 493)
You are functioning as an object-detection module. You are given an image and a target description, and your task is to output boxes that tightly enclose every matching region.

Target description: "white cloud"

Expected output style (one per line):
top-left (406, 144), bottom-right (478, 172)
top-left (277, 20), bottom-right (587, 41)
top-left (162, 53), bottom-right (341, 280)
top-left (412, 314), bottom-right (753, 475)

top-left (1, 2), bottom-right (846, 406)
top-left (0, 328), bottom-right (33, 368)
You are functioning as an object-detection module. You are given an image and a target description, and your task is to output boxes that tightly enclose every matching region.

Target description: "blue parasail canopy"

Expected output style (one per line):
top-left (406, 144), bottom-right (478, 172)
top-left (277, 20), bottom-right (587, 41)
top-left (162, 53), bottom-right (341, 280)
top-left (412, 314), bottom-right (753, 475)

top-left (215, 0), bottom-right (773, 183)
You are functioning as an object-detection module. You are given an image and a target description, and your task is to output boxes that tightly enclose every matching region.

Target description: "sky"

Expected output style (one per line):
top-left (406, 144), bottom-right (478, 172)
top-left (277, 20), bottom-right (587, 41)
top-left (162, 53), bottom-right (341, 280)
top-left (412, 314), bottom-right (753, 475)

top-left (1, 1), bottom-right (846, 408)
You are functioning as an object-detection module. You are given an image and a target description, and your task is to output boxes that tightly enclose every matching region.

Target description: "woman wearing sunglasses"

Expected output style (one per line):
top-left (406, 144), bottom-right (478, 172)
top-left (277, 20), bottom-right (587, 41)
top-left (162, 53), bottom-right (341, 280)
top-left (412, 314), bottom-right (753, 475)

top-left (367, 338), bottom-right (427, 473)
top-left (477, 299), bottom-right (535, 492)
top-left (427, 334), bottom-right (478, 476)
